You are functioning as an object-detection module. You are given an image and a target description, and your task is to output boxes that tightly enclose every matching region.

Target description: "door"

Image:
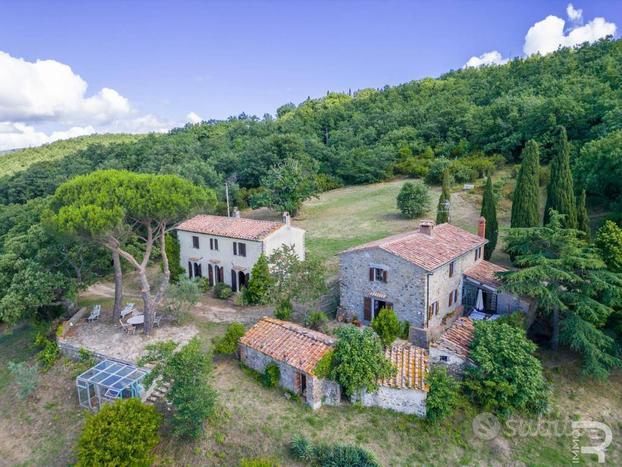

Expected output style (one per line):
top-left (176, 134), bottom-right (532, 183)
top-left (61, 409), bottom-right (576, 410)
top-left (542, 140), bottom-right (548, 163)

top-left (231, 269), bottom-right (237, 292)
top-left (300, 373), bottom-right (307, 397)
top-left (193, 262), bottom-right (202, 278)
top-left (208, 264), bottom-right (214, 287)
top-left (363, 297), bottom-right (372, 322)
top-left (188, 261), bottom-right (193, 279)
top-left (238, 271), bottom-right (248, 290)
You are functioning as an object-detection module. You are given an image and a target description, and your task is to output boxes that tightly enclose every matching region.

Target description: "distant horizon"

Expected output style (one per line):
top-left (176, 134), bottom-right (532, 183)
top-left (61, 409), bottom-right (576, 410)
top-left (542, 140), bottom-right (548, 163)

top-left (0, 0), bottom-right (620, 151)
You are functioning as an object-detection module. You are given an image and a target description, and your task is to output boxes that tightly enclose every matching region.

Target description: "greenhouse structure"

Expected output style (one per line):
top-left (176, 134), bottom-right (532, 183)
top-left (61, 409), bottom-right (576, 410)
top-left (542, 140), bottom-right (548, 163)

top-left (76, 359), bottom-right (149, 411)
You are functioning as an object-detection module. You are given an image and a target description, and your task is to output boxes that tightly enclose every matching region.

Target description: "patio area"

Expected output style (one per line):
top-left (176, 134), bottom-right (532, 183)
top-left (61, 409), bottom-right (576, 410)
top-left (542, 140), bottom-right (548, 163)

top-left (60, 306), bottom-right (199, 363)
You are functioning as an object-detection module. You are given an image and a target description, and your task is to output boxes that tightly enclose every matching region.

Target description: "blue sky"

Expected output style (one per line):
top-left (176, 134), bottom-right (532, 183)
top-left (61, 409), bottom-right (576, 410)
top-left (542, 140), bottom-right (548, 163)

top-left (0, 0), bottom-right (620, 149)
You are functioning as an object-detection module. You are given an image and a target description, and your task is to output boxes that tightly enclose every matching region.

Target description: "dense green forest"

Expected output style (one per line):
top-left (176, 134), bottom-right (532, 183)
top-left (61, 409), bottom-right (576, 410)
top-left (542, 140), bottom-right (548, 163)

top-left (0, 38), bottom-right (621, 325)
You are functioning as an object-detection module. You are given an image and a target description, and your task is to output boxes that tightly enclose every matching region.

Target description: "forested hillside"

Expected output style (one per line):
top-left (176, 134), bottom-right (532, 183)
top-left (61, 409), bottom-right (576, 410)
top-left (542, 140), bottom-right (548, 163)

top-left (0, 38), bottom-right (621, 325)
top-left (0, 133), bottom-right (143, 177)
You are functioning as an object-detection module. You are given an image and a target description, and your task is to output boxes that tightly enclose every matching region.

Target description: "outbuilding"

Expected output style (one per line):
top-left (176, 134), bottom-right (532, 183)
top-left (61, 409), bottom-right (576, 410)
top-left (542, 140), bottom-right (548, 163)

top-left (239, 317), bottom-right (340, 409)
top-left (429, 317), bottom-right (475, 376)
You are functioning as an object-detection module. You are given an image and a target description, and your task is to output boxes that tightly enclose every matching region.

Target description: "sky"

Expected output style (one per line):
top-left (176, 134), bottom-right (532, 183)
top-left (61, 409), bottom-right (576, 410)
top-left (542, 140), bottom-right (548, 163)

top-left (0, 0), bottom-right (620, 150)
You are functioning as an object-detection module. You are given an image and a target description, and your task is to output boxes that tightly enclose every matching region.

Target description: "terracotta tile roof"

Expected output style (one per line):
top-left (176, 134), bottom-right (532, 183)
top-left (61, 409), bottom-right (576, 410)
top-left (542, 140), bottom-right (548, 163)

top-left (380, 342), bottom-right (428, 392)
top-left (464, 260), bottom-right (508, 288)
top-left (341, 223), bottom-right (487, 271)
top-left (176, 214), bottom-right (284, 241)
top-left (239, 317), bottom-right (335, 375)
top-left (431, 317), bottom-right (474, 358)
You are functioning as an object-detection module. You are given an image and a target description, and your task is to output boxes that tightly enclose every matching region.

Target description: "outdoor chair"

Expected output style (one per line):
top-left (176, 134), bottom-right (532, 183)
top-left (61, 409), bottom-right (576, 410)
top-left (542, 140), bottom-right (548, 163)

top-left (119, 319), bottom-right (135, 335)
top-left (86, 305), bottom-right (101, 322)
top-left (120, 303), bottom-right (135, 319)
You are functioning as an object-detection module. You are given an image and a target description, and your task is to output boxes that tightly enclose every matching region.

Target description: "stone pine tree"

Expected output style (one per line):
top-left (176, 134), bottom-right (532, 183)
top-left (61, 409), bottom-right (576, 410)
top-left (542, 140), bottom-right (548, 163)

top-left (481, 176), bottom-right (498, 260)
top-left (436, 170), bottom-right (451, 224)
top-left (577, 190), bottom-right (590, 239)
top-left (544, 126), bottom-right (577, 228)
top-left (511, 140), bottom-right (540, 228)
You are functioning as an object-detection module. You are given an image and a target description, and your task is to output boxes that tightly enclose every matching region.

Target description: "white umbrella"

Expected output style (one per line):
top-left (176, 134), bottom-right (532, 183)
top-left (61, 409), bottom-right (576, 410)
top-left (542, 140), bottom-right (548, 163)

top-left (475, 288), bottom-right (484, 312)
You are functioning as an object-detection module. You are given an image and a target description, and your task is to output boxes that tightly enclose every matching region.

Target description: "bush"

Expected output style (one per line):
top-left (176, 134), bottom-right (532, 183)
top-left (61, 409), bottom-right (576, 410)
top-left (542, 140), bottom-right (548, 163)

top-left (425, 367), bottom-right (460, 422)
top-left (313, 350), bottom-right (334, 379)
top-left (8, 361), bottom-right (39, 399)
top-left (240, 457), bottom-right (280, 467)
top-left (214, 322), bottom-right (246, 355)
top-left (76, 398), bottom-right (161, 467)
top-left (371, 307), bottom-right (401, 347)
top-left (196, 277), bottom-right (212, 293)
top-left (464, 321), bottom-right (549, 416)
top-left (393, 157), bottom-right (431, 178)
top-left (496, 311), bottom-right (525, 329)
top-left (274, 299), bottom-right (293, 320)
top-left (35, 338), bottom-right (60, 372)
top-left (214, 283), bottom-right (233, 300)
top-left (396, 181), bottom-right (431, 219)
top-left (262, 363), bottom-right (281, 388)
top-left (304, 310), bottom-right (328, 330)
top-left (400, 321), bottom-right (410, 340)
top-left (425, 159), bottom-right (453, 185)
top-left (243, 254), bottom-right (273, 305)
top-left (316, 174), bottom-right (344, 192)
top-left (290, 435), bottom-right (380, 467)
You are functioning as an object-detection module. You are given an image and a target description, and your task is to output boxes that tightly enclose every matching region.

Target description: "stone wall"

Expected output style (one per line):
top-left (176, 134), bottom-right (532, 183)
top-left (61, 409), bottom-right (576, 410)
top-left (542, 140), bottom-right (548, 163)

top-left (428, 347), bottom-right (468, 377)
top-left (353, 386), bottom-right (427, 417)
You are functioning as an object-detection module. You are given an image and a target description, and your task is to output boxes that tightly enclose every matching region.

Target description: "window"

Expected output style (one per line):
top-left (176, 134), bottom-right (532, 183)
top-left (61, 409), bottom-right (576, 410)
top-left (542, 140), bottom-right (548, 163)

top-left (449, 291), bottom-right (454, 307)
top-left (428, 301), bottom-right (439, 320)
top-left (475, 247), bottom-right (482, 261)
top-left (192, 236), bottom-right (200, 249)
top-left (454, 289), bottom-right (459, 304)
top-left (233, 242), bottom-right (246, 257)
top-left (440, 355), bottom-right (449, 362)
top-left (209, 238), bottom-right (219, 251)
top-left (449, 261), bottom-right (455, 278)
top-left (368, 267), bottom-right (388, 283)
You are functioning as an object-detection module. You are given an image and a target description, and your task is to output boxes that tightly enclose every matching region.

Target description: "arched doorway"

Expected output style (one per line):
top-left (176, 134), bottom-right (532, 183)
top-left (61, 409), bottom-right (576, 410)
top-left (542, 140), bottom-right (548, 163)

top-left (238, 271), bottom-right (248, 290)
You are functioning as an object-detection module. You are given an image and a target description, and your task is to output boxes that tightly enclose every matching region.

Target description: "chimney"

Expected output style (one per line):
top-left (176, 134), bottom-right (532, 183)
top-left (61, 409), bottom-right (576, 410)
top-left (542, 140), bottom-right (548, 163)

top-left (282, 211), bottom-right (291, 225)
top-left (232, 207), bottom-right (240, 218)
top-left (477, 216), bottom-right (486, 238)
top-left (418, 220), bottom-right (435, 236)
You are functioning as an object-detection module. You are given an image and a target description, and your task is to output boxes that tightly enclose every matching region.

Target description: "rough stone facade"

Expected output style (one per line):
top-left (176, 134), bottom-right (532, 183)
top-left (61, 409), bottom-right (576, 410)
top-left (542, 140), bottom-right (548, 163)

top-left (428, 347), bottom-right (470, 377)
top-left (239, 343), bottom-right (340, 409)
top-left (353, 386), bottom-right (427, 417)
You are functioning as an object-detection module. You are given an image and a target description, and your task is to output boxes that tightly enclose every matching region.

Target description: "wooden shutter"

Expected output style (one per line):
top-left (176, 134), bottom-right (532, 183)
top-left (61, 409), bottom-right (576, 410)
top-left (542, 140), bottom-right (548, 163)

top-left (449, 292), bottom-right (453, 306)
top-left (233, 242), bottom-right (237, 255)
top-left (240, 243), bottom-right (246, 257)
top-left (209, 238), bottom-right (213, 250)
top-left (188, 261), bottom-right (193, 278)
top-left (231, 269), bottom-right (237, 292)
top-left (369, 268), bottom-right (374, 281)
top-left (215, 239), bottom-right (218, 251)
top-left (382, 270), bottom-right (388, 283)
top-left (363, 298), bottom-right (372, 321)
top-left (208, 264), bottom-right (214, 286)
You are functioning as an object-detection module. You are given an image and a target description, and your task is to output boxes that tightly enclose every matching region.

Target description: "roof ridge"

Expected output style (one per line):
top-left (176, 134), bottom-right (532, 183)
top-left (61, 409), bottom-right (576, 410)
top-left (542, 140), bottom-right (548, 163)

top-left (263, 317), bottom-right (334, 345)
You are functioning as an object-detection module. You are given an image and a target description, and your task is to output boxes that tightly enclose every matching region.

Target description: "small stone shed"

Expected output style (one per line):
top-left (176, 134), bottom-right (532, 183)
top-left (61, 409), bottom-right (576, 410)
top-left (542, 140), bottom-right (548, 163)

top-left (429, 317), bottom-right (475, 375)
top-left (353, 342), bottom-right (429, 417)
top-left (239, 317), bottom-right (340, 409)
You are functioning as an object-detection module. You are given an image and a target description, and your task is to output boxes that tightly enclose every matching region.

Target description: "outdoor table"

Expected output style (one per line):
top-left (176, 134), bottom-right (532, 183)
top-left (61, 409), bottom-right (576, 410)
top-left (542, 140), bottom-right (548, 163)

top-left (126, 314), bottom-right (144, 325)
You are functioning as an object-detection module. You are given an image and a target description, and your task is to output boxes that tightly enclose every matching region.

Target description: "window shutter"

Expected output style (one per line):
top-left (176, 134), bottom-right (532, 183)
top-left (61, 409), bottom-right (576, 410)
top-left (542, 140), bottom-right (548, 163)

top-left (386, 302), bottom-right (393, 310)
top-left (208, 264), bottom-right (214, 286)
top-left (369, 268), bottom-right (374, 281)
top-left (215, 239), bottom-right (218, 250)
top-left (363, 298), bottom-right (372, 321)
top-left (188, 261), bottom-right (193, 278)
top-left (383, 270), bottom-right (388, 283)
top-left (233, 242), bottom-right (237, 255)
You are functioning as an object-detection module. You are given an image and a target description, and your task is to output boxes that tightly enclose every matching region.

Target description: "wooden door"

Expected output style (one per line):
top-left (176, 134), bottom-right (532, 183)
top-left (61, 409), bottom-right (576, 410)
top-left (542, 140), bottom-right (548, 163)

top-left (363, 297), bottom-right (372, 322)
top-left (231, 269), bottom-right (237, 292)
top-left (208, 264), bottom-right (214, 286)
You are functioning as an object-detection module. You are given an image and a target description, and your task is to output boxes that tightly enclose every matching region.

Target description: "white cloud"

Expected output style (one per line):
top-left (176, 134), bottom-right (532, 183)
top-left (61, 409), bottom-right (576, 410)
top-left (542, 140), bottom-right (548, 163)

top-left (0, 122), bottom-right (96, 151)
top-left (523, 12), bottom-right (616, 56)
top-left (186, 112), bottom-right (202, 124)
top-left (567, 4), bottom-right (583, 23)
top-left (0, 51), bottom-right (131, 124)
top-left (463, 50), bottom-right (509, 68)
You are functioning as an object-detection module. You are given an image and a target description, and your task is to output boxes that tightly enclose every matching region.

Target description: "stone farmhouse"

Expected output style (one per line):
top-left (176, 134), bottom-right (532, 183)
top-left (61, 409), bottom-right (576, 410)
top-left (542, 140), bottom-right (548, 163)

top-left (239, 317), bottom-right (341, 409)
top-left (176, 210), bottom-right (305, 292)
top-left (339, 218), bottom-right (529, 346)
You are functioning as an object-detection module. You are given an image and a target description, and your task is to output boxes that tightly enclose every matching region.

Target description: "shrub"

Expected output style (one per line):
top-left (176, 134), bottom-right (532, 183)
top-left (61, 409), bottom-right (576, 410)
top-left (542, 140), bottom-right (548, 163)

top-left (425, 366), bottom-right (460, 422)
top-left (290, 435), bottom-right (380, 467)
top-left (394, 157), bottom-right (431, 178)
top-left (76, 398), bottom-right (161, 467)
top-left (290, 434), bottom-right (313, 461)
top-left (196, 277), bottom-right (212, 293)
top-left (240, 457), bottom-right (280, 467)
top-left (330, 326), bottom-right (395, 397)
top-left (316, 174), bottom-right (344, 192)
top-left (496, 311), bottom-right (525, 329)
top-left (243, 254), bottom-right (273, 305)
top-left (163, 276), bottom-right (201, 323)
top-left (214, 283), bottom-right (233, 300)
top-left (214, 322), bottom-right (246, 355)
top-left (425, 159), bottom-right (453, 185)
top-left (262, 363), bottom-right (281, 388)
top-left (35, 338), bottom-right (60, 372)
top-left (8, 361), bottom-right (39, 399)
top-left (371, 307), bottom-right (401, 347)
top-left (400, 321), bottom-right (410, 340)
top-left (464, 321), bottom-right (549, 416)
top-left (313, 350), bottom-right (334, 379)
top-left (304, 310), bottom-right (328, 330)
top-left (274, 299), bottom-right (293, 320)
top-left (396, 181), bottom-right (431, 219)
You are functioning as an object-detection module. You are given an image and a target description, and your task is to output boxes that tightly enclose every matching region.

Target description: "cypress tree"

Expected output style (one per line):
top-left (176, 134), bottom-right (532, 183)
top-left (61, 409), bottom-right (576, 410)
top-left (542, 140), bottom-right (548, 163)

top-left (511, 140), bottom-right (540, 228)
top-left (243, 254), bottom-right (273, 305)
top-left (436, 170), bottom-right (451, 224)
top-left (481, 176), bottom-right (498, 260)
top-left (544, 126), bottom-right (577, 228)
top-left (577, 190), bottom-right (590, 239)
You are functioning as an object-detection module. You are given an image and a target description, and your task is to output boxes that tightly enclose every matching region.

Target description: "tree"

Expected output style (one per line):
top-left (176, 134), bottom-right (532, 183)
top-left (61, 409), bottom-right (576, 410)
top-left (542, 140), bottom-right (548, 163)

top-left (162, 276), bottom-right (201, 323)
top-left (396, 181), bottom-right (431, 219)
top-left (329, 326), bottom-right (395, 397)
top-left (425, 366), bottom-right (460, 422)
top-left (164, 233), bottom-right (184, 283)
top-left (511, 140), bottom-right (540, 228)
top-left (502, 212), bottom-right (622, 378)
top-left (436, 170), bottom-right (451, 224)
top-left (51, 170), bottom-right (215, 334)
top-left (254, 158), bottom-right (319, 216)
top-left (577, 190), bottom-right (590, 239)
top-left (214, 322), bottom-right (246, 354)
top-left (480, 175), bottom-right (498, 260)
top-left (243, 254), bottom-right (273, 305)
top-left (76, 398), bottom-right (161, 467)
top-left (371, 307), bottom-right (401, 347)
top-left (595, 220), bottom-right (622, 273)
top-left (464, 321), bottom-right (548, 415)
top-left (139, 338), bottom-right (217, 438)
top-left (544, 126), bottom-right (577, 228)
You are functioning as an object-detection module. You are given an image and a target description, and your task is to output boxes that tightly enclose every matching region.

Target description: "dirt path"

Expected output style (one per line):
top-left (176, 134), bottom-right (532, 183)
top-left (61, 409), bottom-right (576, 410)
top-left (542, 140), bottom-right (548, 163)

top-left (193, 296), bottom-right (271, 324)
